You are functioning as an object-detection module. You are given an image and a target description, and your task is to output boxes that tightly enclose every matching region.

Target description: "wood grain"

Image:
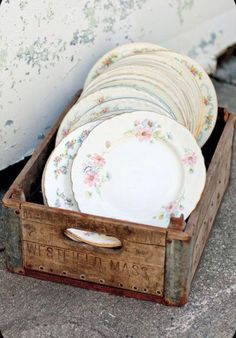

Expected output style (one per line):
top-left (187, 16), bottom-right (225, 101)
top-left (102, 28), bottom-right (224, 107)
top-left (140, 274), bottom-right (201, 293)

top-left (23, 240), bottom-right (164, 295)
top-left (186, 112), bottom-right (235, 280)
top-left (2, 104), bottom-right (235, 305)
top-left (21, 203), bottom-right (167, 246)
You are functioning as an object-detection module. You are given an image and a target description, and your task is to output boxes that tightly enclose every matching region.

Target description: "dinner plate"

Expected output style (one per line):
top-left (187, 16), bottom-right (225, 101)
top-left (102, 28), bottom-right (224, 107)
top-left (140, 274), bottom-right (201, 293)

top-left (107, 53), bottom-right (204, 136)
top-left (82, 69), bottom-right (187, 127)
top-left (43, 120), bottom-right (102, 210)
top-left (71, 111), bottom-right (206, 228)
top-left (84, 42), bottom-right (167, 88)
top-left (68, 97), bottom-right (170, 135)
top-left (56, 86), bottom-right (169, 145)
top-left (64, 228), bottom-right (122, 248)
top-left (102, 59), bottom-right (195, 134)
top-left (156, 50), bottom-right (217, 146)
top-left (82, 76), bottom-right (175, 119)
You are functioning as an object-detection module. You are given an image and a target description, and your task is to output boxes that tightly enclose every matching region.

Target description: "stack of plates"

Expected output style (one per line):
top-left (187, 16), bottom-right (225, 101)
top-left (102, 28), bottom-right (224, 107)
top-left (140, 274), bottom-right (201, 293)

top-left (42, 42), bottom-right (217, 247)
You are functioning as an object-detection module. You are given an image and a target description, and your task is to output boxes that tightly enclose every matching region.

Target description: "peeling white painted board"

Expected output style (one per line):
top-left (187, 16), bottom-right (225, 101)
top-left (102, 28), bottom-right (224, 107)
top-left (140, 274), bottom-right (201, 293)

top-left (0, 0), bottom-right (236, 170)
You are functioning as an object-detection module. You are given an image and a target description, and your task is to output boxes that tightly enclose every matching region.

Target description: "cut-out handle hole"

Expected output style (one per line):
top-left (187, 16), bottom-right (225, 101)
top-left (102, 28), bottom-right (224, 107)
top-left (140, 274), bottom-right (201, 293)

top-left (64, 228), bottom-right (122, 250)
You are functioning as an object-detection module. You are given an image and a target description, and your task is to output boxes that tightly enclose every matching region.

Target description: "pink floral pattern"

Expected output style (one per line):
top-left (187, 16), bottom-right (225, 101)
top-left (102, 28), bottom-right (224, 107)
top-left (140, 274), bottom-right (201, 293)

top-left (182, 149), bottom-right (197, 173)
top-left (189, 65), bottom-right (203, 80)
top-left (53, 130), bottom-right (89, 179)
top-left (126, 119), bottom-right (173, 143)
top-left (102, 53), bottom-right (118, 67)
top-left (92, 107), bottom-right (109, 120)
top-left (155, 194), bottom-right (185, 221)
top-left (84, 171), bottom-right (100, 187)
top-left (203, 95), bottom-right (212, 106)
top-left (202, 94), bottom-right (214, 131)
top-left (176, 57), bottom-right (216, 140)
top-left (175, 58), bottom-right (202, 80)
top-left (83, 153), bottom-right (110, 197)
top-left (204, 113), bottom-right (214, 131)
top-left (97, 96), bottom-right (106, 104)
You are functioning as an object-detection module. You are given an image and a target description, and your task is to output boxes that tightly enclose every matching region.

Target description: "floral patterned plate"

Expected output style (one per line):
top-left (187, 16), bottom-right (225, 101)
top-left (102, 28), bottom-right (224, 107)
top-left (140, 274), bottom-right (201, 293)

top-left (84, 42), bottom-right (167, 88)
top-left (71, 111), bottom-right (206, 228)
top-left (106, 53), bottom-right (204, 137)
top-left (157, 50), bottom-right (218, 147)
top-left (64, 228), bottom-right (122, 248)
top-left (56, 86), bottom-right (170, 145)
top-left (82, 69), bottom-right (187, 127)
top-left (42, 120), bottom-right (103, 210)
top-left (67, 97), bottom-right (171, 136)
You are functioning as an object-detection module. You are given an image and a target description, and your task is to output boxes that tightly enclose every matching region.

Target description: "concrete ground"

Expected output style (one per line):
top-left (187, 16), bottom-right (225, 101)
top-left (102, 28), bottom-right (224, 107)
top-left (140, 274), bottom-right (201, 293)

top-left (0, 57), bottom-right (236, 338)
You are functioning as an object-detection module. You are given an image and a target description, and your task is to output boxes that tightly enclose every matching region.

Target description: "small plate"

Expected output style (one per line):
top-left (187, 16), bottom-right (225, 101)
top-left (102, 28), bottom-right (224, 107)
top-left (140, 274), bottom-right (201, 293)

top-left (64, 228), bottom-right (122, 248)
top-left (84, 42), bottom-right (167, 87)
top-left (71, 111), bottom-right (206, 228)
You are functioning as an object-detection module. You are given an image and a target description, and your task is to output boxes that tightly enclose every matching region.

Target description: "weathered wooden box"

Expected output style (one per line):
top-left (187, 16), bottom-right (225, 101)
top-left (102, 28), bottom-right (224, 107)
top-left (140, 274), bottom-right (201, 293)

top-left (2, 91), bottom-right (235, 306)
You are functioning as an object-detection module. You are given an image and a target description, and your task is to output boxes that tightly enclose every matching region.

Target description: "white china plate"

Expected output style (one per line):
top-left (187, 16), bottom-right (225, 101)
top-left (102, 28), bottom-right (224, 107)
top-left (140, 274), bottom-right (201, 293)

top-left (157, 50), bottom-right (218, 146)
top-left (64, 228), bottom-right (122, 248)
top-left (71, 111), bottom-right (206, 228)
top-left (108, 53), bottom-right (204, 136)
top-left (56, 86), bottom-right (170, 145)
top-left (42, 121), bottom-right (101, 210)
top-left (84, 42), bottom-right (167, 88)
top-left (68, 97), bottom-right (171, 135)
top-left (82, 69), bottom-right (187, 126)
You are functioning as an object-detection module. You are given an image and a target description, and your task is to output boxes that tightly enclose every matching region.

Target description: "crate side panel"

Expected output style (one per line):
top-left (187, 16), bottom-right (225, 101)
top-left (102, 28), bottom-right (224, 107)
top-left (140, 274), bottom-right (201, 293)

top-left (186, 113), bottom-right (235, 281)
top-left (21, 203), bottom-right (166, 246)
top-left (21, 220), bottom-right (165, 266)
top-left (191, 135), bottom-right (233, 277)
top-left (22, 240), bottom-right (164, 296)
top-left (186, 113), bottom-right (235, 240)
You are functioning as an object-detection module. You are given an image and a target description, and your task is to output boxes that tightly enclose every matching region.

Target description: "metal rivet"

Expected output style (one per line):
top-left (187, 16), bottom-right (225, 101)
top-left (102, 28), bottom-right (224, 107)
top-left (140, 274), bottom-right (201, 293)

top-left (80, 274), bottom-right (86, 280)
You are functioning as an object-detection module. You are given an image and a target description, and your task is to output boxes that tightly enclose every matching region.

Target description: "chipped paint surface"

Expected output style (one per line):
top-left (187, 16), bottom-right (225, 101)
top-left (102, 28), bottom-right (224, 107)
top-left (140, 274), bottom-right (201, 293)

top-left (0, 0), bottom-right (236, 169)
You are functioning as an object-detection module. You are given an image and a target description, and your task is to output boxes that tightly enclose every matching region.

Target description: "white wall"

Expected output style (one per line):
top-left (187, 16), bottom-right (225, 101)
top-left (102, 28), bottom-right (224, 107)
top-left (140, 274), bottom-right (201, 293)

top-left (0, 0), bottom-right (236, 170)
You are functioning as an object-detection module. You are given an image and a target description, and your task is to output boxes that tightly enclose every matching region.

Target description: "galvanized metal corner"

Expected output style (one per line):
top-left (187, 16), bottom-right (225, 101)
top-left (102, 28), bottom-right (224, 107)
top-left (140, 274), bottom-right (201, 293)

top-left (3, 206), bottom-right (24, 272)
top-left (164, 235), bottom-right (193, 306)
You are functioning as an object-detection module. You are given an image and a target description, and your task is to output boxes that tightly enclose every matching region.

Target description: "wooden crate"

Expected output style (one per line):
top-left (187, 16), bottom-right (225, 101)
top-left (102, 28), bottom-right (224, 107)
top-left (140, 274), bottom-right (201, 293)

top-left (2, 91), bottom-right (236, 306)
